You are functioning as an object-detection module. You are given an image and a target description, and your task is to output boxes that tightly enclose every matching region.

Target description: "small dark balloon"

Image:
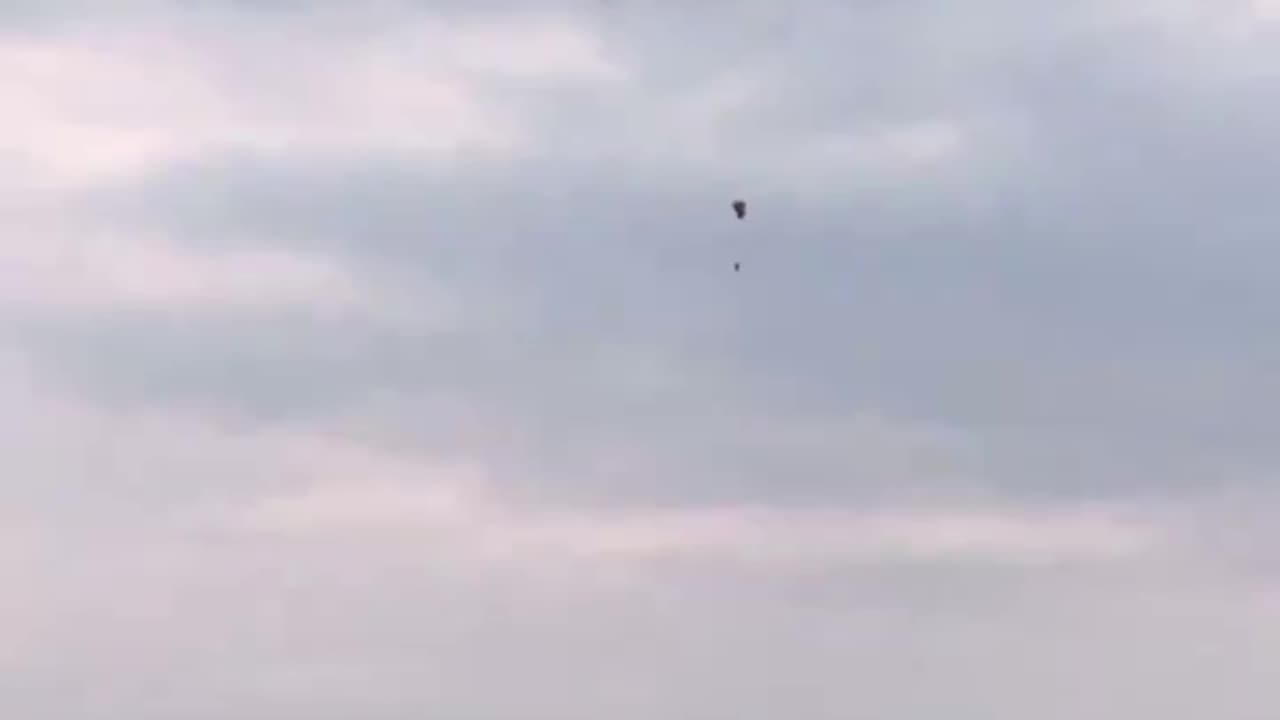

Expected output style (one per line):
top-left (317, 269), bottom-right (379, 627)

top-left (732, 199), bottom-right (746, 219)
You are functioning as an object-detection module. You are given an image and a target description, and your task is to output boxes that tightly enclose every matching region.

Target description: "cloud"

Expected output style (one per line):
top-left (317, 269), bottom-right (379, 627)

top-left (4, 1), bottom-right (1280, 717)
top-left (228, 469), bottom-right (1161, 568)
top-left (0, 3), bottom-right (622, 187)
top-left (0, 225), bottom-right (373, 313)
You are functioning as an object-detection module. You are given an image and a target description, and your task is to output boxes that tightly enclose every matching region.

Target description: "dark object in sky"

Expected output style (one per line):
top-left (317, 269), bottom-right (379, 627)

top-left (732, 199), bottom-right (746, 219)
top-left (734, 261), bottom-right (740, 272)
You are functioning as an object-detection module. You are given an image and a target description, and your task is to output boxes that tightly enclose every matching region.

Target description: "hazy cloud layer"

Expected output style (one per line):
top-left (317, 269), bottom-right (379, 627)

top-left (3, 1), bottom-right (1280, 717)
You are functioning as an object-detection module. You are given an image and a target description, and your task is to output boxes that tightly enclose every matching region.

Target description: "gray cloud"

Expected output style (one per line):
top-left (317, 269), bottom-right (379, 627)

top-left (55, 14), bottom-right (1280, 502)
top-left (4, 1), bottom-right (1280, 717)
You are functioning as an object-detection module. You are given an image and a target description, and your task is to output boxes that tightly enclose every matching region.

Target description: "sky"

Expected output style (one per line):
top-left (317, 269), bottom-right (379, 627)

top-left (3, 0), bottom-right (1280, 717)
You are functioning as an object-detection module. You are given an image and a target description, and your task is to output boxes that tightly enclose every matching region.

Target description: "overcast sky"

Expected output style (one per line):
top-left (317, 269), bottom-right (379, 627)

top-left (3, 0), bottom-right (1280, 717)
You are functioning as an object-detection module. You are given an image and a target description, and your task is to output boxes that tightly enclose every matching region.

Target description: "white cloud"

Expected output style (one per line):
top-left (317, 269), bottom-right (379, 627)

top-left (434, 12), bottom-right (624, 81)
top-left (227, 468), bottom-right (1161, 569)
top-left (0, 228), bottom-right (370, 312)
top-left (0, 8), bottom-right (622, 187)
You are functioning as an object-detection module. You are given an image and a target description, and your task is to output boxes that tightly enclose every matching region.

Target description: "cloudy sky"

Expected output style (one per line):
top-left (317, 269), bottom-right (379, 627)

top-left (4, 0), bottom-right (1280, 716)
